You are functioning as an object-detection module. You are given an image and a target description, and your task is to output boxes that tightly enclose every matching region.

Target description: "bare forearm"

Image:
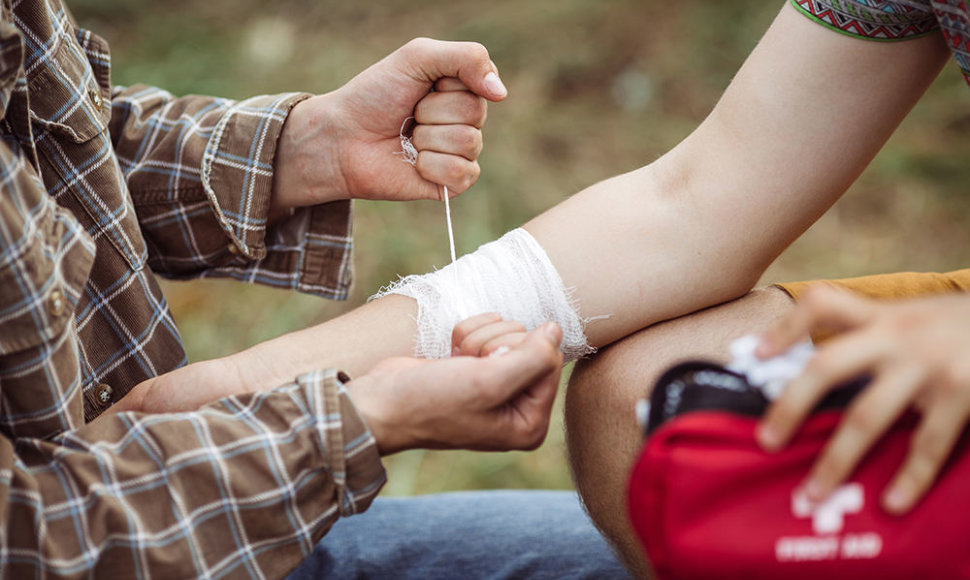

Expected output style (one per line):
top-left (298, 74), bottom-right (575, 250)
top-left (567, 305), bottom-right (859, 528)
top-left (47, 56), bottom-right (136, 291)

top-left (228, 295), bottom-right (418, 385)
top-left (243, 5), bottom-right (948, 383)
top-left (526, 3), bottom-right (947, 346)
top-left (129, 4), bottom-right (949, 411)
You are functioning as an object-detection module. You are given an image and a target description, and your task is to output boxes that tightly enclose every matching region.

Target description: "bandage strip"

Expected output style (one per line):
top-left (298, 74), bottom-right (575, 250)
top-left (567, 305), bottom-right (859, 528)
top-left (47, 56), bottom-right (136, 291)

top-left (443, 185), bottom-right (456, 263)
top-left (373, 228), bottom-right (595, 361)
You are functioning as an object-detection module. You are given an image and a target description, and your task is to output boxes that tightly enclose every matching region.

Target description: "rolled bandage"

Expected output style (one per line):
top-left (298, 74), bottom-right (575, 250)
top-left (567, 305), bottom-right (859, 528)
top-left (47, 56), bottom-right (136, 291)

top-left (372, 228), bottom-right (595, 361)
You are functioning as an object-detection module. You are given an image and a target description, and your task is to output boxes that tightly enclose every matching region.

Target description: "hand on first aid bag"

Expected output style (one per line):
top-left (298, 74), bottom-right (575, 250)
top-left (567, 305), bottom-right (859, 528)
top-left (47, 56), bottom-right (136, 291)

top-left (755, 284), bottom-right (970, 514)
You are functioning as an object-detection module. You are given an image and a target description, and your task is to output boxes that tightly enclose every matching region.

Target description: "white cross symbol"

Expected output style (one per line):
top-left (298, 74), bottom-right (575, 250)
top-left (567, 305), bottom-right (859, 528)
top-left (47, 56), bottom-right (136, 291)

top-left (792, 483), bottom-right (864, 535)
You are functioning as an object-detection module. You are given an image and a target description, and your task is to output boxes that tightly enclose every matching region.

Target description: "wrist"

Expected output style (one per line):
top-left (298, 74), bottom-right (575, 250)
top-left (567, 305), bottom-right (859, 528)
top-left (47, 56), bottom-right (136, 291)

top-left (270, 92), bottom-right (349, 214)
top-left (347, 376), bottom-right (410, 456)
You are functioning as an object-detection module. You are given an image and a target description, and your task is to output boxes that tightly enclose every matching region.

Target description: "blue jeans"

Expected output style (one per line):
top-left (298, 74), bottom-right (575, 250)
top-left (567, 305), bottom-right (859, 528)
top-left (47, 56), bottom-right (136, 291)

top-left (287, 490), bottom-right (631, 579)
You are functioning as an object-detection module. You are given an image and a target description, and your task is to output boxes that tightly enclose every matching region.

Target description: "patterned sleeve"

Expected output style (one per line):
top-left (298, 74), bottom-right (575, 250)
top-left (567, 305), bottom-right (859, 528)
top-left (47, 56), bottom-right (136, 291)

top-left (109, 86), bottom-right (354, 300)
top-left (789, 0), bottom-right (938, 40)
top-left (2, 369), bottom-right (386, 578)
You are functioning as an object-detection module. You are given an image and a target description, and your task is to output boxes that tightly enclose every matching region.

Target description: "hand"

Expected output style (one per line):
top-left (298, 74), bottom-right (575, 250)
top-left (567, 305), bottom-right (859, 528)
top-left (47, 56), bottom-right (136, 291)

top-left (271, 37), bottom-right (507, 212)
top-left (349, 321), bottom-right (564, 455)
top-left (755, 285), bottom-right (970, 514)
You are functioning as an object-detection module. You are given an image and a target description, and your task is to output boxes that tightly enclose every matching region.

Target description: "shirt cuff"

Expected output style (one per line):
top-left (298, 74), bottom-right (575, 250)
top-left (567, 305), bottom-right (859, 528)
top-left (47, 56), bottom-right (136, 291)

top-left (201, 92), bottom-right (354, 298)
top-left (298, 368), bottom-right (386, 517)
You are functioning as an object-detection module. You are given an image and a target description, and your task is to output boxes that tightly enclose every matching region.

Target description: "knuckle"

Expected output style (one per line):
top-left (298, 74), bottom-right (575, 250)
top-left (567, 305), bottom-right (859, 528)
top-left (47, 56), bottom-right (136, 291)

top-left (937, 366), bottom-right (967, 395)
top-left (404, 37), bottom-right (434, 54)
top-left (457, 93), bottom-right (482, 117)
top-left (765, 403), bottom-right (798, 434)
top-left (462, 335), bottom-right (485, 356)
top-left (889, 309), bottom-right (925, 333)
top-left (802, 284), bottom-right (834, 305)
top-left (452, 319), bottom-right (472, 344)
top-left (464, 41), bottom-right (490, 62)
top-left (459, 126), bottom-right (483, 157)
top-left (522, 420), bottom-right (549, 451)
top-left (523, 433), bottom-right (546, 451)
top-left (469, 373), bottom-right (490, 397)
top-left (818, 450), bottom-right (853, 480)
top-left (447, 158), bottom-right (467, 184)
top-left (461, 162), bottom-right (481, 191)
top-left (803, 351), bottom-right (836, 378)
top-left (844, 407), bottom-right (880, 436)
top-left (471, 98), bottom-right (488, 127)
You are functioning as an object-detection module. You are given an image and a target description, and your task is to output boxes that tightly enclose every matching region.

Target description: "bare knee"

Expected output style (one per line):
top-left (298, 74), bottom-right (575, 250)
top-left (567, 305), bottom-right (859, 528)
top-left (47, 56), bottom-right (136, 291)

top-left (565, 287), bottom-right (794, 577)
top-left (565, 323), bottom-right (681, 577)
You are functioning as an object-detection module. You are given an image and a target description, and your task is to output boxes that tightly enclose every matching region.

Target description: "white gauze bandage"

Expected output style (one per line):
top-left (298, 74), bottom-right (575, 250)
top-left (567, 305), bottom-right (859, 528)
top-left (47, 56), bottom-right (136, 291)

top-left (372, 228), bottom-right (595, 361)
top-left (727, 334), bottom-right (816, 400)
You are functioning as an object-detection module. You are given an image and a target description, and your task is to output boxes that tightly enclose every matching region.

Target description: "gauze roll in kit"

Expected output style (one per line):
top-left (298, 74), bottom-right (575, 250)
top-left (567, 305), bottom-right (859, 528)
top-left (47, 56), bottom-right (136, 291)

top-left (372, 228), bottom-right (595, 361)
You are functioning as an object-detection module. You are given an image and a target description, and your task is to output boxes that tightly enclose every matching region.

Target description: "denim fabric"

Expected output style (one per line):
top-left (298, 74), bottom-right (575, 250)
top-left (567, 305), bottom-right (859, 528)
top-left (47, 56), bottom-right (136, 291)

top-left (288, 490), bottom-right (631, 579)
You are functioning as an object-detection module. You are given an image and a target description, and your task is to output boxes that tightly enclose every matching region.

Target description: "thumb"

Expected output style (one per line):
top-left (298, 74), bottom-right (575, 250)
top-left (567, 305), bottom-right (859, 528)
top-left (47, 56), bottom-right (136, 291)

top-left (395, 38), bottom-right (508, 101)
top-left (487, 323), bottom-right (564, 391)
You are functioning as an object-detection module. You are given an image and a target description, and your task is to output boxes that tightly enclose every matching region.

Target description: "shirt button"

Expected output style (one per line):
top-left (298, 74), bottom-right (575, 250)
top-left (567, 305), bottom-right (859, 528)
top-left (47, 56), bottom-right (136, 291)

top-left (96, 383), bottom-right (114, 404)
top-left (48, 289), bottom-right (66, 317)
top-left (89, 87), bottom-right (104, 109)
top-left (227, 243), bottom-right (241, 255)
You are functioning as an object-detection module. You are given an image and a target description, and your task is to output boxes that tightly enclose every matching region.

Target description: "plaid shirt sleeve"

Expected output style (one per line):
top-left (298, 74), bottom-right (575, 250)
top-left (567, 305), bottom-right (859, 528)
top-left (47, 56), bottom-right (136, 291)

top-left (110, 86), bottom-right (354, 299)
top-left (3, 369), bottom-right (386, 578)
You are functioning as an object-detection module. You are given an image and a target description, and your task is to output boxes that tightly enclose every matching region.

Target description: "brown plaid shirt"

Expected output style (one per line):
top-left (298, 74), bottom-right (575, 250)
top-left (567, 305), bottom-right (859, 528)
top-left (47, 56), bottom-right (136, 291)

top-left (0, 0), bottom-right (385, 576)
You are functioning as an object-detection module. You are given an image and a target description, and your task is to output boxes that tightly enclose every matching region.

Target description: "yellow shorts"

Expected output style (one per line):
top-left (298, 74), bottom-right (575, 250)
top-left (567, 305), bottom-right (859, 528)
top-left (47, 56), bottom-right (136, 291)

top-left (773, 269), bottom-right (970, 343)
top-left (775, 269), bottom-right (970, 302)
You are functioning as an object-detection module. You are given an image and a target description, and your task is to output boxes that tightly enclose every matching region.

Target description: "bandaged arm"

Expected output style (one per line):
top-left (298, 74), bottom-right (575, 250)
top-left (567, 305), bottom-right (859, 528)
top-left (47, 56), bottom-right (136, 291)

top-left (158, 3), bottom-right (949, 396)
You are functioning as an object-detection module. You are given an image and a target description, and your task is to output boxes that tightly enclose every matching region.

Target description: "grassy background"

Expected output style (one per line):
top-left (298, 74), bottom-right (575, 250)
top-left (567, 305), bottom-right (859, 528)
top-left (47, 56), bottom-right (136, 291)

top-left (73, 0), bottom-right (970, 496)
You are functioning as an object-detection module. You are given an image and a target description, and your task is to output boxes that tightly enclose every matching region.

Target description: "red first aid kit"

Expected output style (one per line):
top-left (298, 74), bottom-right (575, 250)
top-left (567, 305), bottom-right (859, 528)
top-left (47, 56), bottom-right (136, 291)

top-left (627, 361), bottom-right (970, 580)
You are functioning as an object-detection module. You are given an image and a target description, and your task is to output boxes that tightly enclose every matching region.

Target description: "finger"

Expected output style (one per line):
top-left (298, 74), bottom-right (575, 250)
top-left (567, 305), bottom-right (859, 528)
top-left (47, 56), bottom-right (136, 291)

top-left (757, 285), bottom-right (876, 358)
top-left (483, 323), bottom-right (564, 396)
top-left (883, 400), bottom-right (966, 514)
top-left (414, 90), bottom-right (488, 128)
top-left (396, 38), bottom-right (507, 101)
top-left (758, 332), bottom-right (888, 451)
top-left (802, 364), bottom-right (924, 502)
top-left (415, 150), bottom-right (480, 194)
top-left (434, 77), bottom-right (468, 92)
top-left (452, 312), bottom-right (503, 353)
top-left (412, 124), bottom-right (483, 161)
top-left (459, 320), bottom-right (528, 357)
top-left (503, 361), bottom-right (561, 450)
top-left (482, 332), bottom-right (528, 357)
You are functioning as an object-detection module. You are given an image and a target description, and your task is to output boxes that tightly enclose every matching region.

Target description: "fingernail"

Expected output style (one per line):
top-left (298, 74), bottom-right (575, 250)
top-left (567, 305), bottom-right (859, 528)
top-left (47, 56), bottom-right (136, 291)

top-left (489, 345), bottom-right (511, 358)
top-left (542, 322), bottom-right (561, 343)
top-left (757, 424), bottom-right (780, 451)
top-left (803, 479), bottom-right (824, 501)
top-left (754, 335), bottom-right (773, 358)
top-left (883, 487), bottom-right (909, 514)
top-left (484, 72), bottom-right (507, 98)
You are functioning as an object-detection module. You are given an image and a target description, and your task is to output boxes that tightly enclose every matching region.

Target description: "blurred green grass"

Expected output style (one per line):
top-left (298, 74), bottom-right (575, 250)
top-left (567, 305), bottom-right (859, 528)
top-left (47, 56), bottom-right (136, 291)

top-left (73, 0), bottom-right (970, 496)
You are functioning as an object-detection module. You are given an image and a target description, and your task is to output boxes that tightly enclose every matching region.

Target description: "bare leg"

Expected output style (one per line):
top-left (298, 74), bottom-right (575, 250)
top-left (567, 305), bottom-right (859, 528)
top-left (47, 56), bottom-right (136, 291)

top-left (565, 287), bottom-right (795, 577)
